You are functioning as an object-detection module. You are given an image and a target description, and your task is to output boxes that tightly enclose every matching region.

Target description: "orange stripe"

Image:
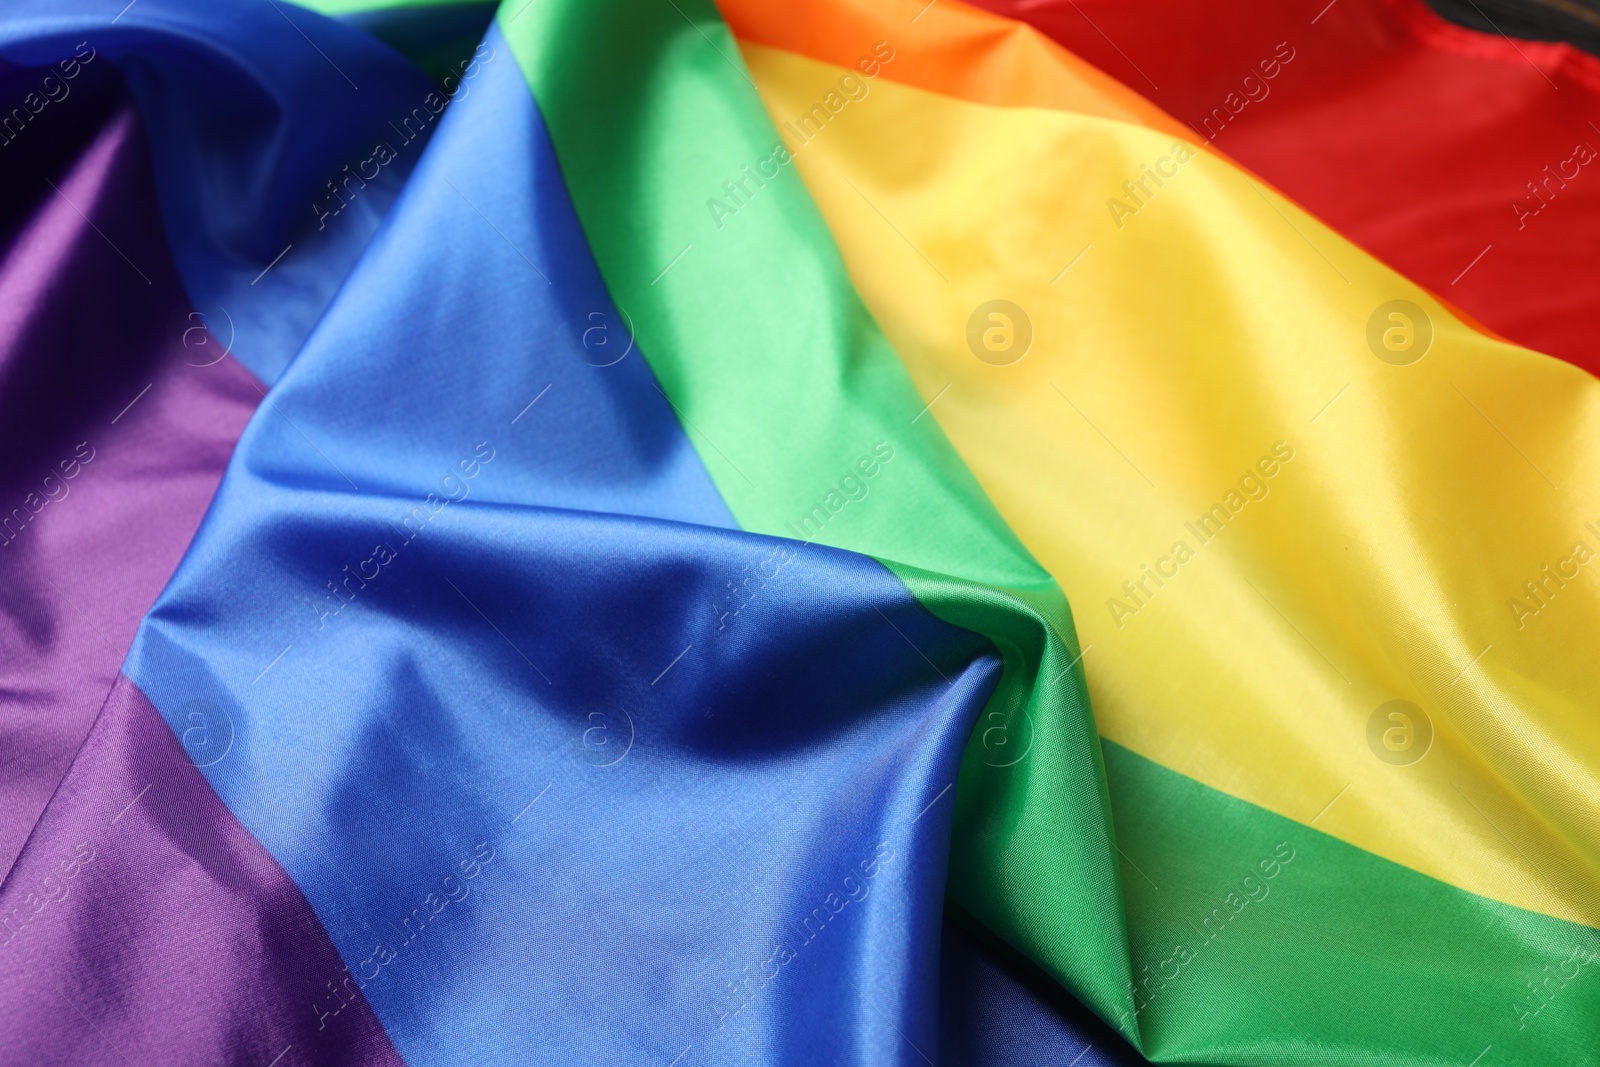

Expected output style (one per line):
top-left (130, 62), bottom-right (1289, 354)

top-left (718, 0), bottom-right (1522, 359)
top-left (715, 0), bottom-right (1189, 137)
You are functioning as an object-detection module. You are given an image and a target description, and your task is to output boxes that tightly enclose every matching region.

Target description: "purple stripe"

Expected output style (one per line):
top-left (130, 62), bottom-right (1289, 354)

top-left (0, 68), bottom-right (260, 874)
top-left (0, 675), bottom-right (405, 1066)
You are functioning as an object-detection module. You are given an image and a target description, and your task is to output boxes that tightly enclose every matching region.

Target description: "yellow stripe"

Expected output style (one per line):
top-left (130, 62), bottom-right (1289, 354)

top-left (742, 41), bottom-right (1600, 927)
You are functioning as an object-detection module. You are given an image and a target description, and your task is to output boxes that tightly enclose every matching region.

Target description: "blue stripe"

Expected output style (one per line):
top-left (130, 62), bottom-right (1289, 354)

top-left (0, 0), bottom-right (435, 383)
top-left (127, 23), bottom-right (1002, 1065)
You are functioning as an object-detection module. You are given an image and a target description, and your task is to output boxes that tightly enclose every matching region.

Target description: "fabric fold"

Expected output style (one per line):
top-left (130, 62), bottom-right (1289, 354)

top-left (111, 28), bottom-right (1010, 1063)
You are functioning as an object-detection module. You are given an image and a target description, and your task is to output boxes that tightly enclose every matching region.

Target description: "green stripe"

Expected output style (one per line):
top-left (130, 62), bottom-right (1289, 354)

top-left (1109, 740), bottom-right (1600, 1065)
top-left (289, 1), bottom-right (497, 85)
top-left (497, 0), bottom-right (1134, 1039)
top-left (497, 3), bottom-right (1600, 1064)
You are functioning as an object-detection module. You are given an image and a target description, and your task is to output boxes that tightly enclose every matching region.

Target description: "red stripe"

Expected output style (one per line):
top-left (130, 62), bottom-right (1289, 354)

top-left (971, 0), bottom-right (1600, 371)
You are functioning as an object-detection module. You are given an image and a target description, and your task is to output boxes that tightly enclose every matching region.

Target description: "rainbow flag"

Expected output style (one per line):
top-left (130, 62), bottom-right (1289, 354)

top-left (2, 0), bottom-right (1598, 1063)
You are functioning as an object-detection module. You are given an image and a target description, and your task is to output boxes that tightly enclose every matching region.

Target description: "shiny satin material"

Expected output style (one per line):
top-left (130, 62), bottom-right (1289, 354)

top-left (500, 0), bottom-right (1135, 1037)
top-left (0, 0), bottom-right (435, 383)
top-left (738, 25), bottom-right (1600, 1064)
top-left (941, 914), bottom-right (1145, 1067)
top-left (123, 28), bottom-right (1004, 1065)
top-left (8, 0), bottom-right (1595, 1062)
top-left (717, 0), bottom-right (1187, 136)
top-left (972, 0), bottom-right (1600, 370)
top-left (0, 80), bottom-right (259, 877)
top-left (341, 3), bottom-right (497, 83)
top-left (739, 26), bottom-right (1600, 931)
top-left (0, 678), bottom-right (403, 1066)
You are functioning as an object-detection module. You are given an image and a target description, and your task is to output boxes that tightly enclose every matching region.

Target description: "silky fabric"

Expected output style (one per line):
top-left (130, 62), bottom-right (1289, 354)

top-left (0, 0), bottom-right (436, 383)
top-left (941, 913), bottom-right (1147, 1067)
top-left (737, 28), bottom-right (1600, 1065)
top-left (0, 77), bottom-right (259, 878)
top-left (0, 7), bottom-right (1114, 1063)
top-left (0, 678), bottom-right (403, 1066)
top-left (971, 0), bottom-right (1600, 370)
top-left (123, 26), bottom-right (1003, 1065)
top-left (341, 3), bottom-right (498, 82)
top-left (10, 1), bottom-right (1597, 1064)
top-left (500, 0), bottom-right (1136, 1038)
top-left (737, 24), bottom-right (1600, 931)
